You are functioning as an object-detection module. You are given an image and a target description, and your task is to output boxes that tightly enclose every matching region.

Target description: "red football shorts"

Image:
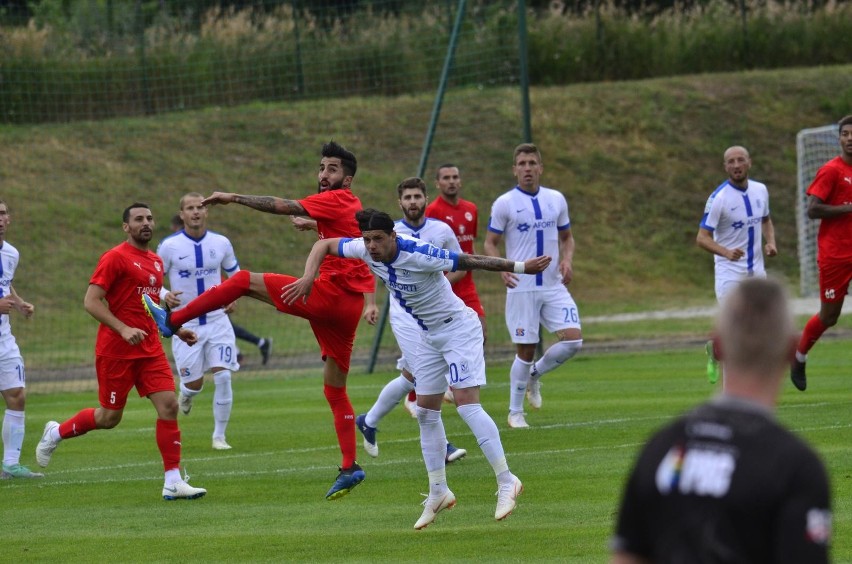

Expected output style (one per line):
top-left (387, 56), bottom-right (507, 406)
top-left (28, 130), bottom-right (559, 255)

top-left (818, 260), bottom-right (852, 303)
top-left (264, 273), bottom-right (364, 374)
top-left (96, 353), bottom-right (175, 410)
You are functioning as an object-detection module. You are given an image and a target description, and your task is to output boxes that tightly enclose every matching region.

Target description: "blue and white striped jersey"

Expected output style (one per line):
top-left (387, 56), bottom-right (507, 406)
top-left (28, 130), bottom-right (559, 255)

top-left (340, 234), bottom-right (465, 332)
top-left (487, 185), bottom-right (570, 292)
top-left (157, 229), bottom-right (239, 326)
top-left (390, 218), bottom-right (462, 324)
top-left (699, 179), bottom-right (770, 278)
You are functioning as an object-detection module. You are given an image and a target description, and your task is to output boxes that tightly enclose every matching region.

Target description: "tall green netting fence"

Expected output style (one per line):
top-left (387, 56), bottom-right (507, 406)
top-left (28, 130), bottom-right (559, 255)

top-left (0, 0), bottom-right (527, 392)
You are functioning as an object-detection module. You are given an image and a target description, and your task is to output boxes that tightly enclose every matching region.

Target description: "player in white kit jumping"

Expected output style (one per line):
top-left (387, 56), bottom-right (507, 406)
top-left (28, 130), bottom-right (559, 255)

top-left (281, 208), bottom-right (550, 529)
top-left (354, 177), bottom-right (467, 463)
top-left (158, 193), bottom-right (241, 450)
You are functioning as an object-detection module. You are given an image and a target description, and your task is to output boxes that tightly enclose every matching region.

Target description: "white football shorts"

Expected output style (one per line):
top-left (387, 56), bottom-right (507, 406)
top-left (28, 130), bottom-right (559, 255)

top-left (172, 316), bottom-right (239, 383)
top-left (0, 354), bottom-right (25, 392)
top-left (410, 308), bottom-right (486, 396)
top-left (505, 286), bottom-right (581, 344)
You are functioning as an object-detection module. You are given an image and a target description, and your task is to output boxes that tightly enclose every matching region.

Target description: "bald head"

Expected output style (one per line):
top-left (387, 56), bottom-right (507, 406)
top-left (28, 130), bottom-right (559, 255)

top-left (723, 146), bottom-right (751, 187)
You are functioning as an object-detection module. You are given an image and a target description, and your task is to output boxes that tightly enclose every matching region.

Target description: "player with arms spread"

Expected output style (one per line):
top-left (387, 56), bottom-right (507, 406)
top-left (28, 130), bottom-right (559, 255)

top-left (142, 141), bottom-right (375, 500)
top-left (282, 208), bottom-right (550, 529)
top-left (354, 177), bottom-right (467, 462)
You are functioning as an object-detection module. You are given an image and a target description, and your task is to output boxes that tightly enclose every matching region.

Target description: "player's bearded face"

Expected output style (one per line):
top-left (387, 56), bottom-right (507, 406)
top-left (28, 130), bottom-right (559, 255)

top-left (124, 208), bottom-right (154, 246)
top-left (400, 189), bottom-right (426, 223)
top-left (317, 157), bottom-right (348, 193)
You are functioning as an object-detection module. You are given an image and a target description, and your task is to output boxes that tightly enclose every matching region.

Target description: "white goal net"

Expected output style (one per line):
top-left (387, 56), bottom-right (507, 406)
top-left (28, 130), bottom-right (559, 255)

top-left (796, 124), bottom-right (840, 297)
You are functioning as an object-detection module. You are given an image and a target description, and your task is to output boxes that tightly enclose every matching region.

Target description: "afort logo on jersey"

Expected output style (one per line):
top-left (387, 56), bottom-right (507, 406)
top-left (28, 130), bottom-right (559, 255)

top-left (532, 220), bottom-right (556, 229)
top-left (195, 268), bottom-right (219, 277)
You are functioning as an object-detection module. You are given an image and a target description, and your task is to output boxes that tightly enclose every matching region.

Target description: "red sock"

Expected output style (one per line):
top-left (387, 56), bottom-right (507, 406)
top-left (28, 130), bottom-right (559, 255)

top-left (798, 314), bottom-right (829, 355)
top-left (171, 270), bottom-right (251, 326)
top-left (156, 419), bottom-right (181, 472)
top-left (407, 390), bottom-right (416, 402)
top-left (59, 408), bottom-right (97, 438)
top-left (324, 384), bottom-right (356, 469)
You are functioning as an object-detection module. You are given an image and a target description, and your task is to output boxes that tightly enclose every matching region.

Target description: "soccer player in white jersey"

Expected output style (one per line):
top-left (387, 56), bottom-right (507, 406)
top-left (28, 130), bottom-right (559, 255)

top-left (281, 208), bottom-right (550, 529)
top-left (484, 143), bottom-right (583, 429)
top-left (696, 146), bottom-right (777, 385)
top-left (0, 200), bottom-right (41, 479)
top-left (354, 177), bottom-right (467, 463)
top-left (158, 193), bottom-right (241, 450)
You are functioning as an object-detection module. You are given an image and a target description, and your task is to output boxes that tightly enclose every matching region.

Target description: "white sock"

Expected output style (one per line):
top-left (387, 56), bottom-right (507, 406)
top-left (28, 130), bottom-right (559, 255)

top-left (180, 382), bottom-right (203, 397)
top-left (164, 468), bottom-right (182, 486)
top-left (2, 409), bottom-right (25, 466)
top-left (365, 375), bottom-right (414, 428)
top-left (534, 339), bottom-right (583, 376)
top-left (416, 406), bottom-right (447, 480)
top-left (509, 356), bottom-right (533, 414)
top-left (457, 403), bottom-right (509, 476)
top-left (212, 371), bottom-right (232, 438)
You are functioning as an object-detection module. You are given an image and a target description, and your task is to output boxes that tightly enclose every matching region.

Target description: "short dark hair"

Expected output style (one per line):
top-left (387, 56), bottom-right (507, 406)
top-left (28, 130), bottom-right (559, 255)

top-left (356, 209), bottom-right (395, 234)
top-left (322, 140), bottom-right (357, 177)
top-left (839, 115), bottom-right (852, 134)
top-left (397, 177), bottom-right (427, 198)
top-left (513, 143), bottom-right (542, 165)
top-left (435, 163), bottom-right (458, 180)
top-left (123, 202), bottom-right (151, 223)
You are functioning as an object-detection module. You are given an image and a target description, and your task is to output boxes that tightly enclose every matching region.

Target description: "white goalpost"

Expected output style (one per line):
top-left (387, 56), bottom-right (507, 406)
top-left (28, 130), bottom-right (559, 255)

top-left (796, 124), bottom-right (840, 297)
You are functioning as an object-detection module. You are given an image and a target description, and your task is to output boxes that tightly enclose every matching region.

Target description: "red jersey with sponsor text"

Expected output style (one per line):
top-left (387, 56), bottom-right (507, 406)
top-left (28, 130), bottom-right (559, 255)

top-left (808, 156), bottom-right (852, 263)
top-left (90, 242), bottom-right (164, 359)
top-left (299, 189), bottom-right (374, 294)
top-left (426, 196), bottom-right (480, 304)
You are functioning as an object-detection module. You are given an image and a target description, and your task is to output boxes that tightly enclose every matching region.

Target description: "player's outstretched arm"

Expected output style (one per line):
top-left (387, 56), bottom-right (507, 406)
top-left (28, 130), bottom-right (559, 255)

top-left (202, 192), bottom-right (309, 216)
top-left (457, 253), bottom-right (550, 274)
top-left (280, 238), bottom-right (342, 305)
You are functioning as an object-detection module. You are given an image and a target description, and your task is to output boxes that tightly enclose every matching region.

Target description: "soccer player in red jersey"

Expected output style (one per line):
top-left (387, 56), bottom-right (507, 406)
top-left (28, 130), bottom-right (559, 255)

top-left (791, 115), bottom-right (852, 391)
top-left (36, 203), bottom-right (207, 500)
top-left (142, 141), bottom-right (375, 499)
top-left (423, 164), bottom-right (486, 407)
top-left (426, 164), bottom-right (486, 331)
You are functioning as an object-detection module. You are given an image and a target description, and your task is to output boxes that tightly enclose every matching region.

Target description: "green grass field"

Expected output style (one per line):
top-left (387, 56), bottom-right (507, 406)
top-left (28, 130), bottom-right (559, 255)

top-left (6, 340), bottom-right (851, 562)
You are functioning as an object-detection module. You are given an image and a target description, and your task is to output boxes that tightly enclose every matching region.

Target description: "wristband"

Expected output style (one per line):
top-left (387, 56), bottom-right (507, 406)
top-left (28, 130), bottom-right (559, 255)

top-left (513, 261), bottom-right (525, 274)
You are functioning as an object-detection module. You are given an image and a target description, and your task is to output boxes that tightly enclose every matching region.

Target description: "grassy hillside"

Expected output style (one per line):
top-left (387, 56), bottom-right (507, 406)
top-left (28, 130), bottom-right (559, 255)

top-left (1, 64), bottom-right (849, 371)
